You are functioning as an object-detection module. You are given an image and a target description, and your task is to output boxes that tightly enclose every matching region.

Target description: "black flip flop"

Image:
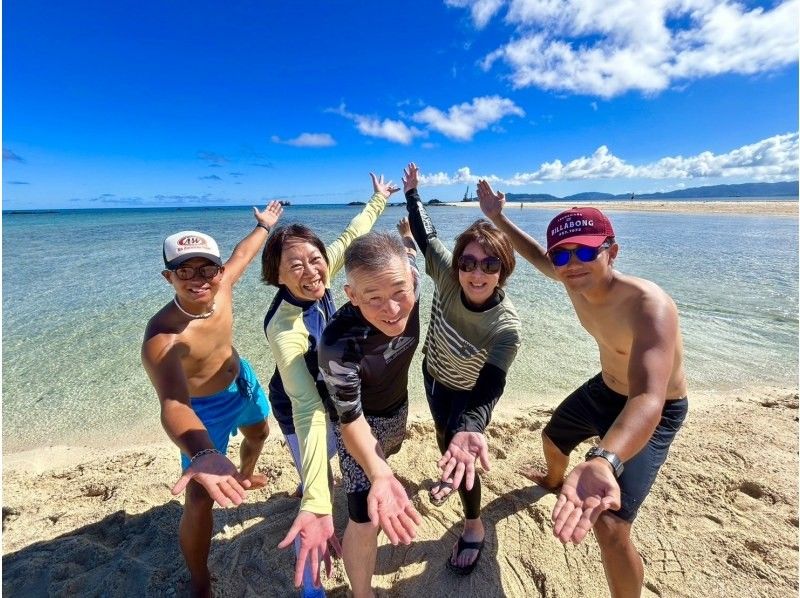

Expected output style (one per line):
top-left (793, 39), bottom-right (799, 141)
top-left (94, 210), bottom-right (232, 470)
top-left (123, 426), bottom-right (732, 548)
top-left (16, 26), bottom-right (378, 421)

top-left (446, 536), bottom-right (485, 576)
top-left (429, 480), bottom-right (455, 507)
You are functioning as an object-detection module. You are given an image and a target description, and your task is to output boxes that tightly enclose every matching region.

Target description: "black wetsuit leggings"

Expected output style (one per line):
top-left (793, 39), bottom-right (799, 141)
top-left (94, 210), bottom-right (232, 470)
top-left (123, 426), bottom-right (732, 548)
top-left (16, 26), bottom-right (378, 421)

top-left (423, 363), bottom-right (482, 520)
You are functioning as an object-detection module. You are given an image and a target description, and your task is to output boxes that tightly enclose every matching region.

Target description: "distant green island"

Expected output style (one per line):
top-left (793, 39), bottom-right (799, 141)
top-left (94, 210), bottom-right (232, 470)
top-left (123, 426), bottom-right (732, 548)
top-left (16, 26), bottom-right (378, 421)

top-left (475, 180), bottom-right (798, 202)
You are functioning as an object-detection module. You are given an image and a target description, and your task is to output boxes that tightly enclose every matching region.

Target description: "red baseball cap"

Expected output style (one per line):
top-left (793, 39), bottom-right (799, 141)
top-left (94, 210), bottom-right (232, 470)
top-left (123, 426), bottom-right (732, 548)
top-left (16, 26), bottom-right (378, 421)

top-left (546, 207), bottom-right (614, 252)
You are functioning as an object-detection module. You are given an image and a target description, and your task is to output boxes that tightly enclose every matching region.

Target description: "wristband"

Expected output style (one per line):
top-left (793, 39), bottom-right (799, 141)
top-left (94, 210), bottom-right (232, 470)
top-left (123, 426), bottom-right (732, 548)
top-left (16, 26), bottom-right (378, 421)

top-left (256, 223), bottom-right (270, 232)
top-left (190, 448), bottom-right (221, 463)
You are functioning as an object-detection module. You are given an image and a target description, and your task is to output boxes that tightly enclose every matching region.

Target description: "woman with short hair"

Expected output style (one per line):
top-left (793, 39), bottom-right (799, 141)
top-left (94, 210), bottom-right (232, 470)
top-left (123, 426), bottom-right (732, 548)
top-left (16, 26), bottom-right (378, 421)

top-left (260, 173), bottom-right (399, 597)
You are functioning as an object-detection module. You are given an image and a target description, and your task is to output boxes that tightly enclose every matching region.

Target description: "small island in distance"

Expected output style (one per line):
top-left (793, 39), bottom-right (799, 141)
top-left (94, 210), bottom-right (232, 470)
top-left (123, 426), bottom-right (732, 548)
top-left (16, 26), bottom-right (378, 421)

top-left (462, 180), bottom-right (798, 203)
top-left (373, 180), bottom-right (798, 208)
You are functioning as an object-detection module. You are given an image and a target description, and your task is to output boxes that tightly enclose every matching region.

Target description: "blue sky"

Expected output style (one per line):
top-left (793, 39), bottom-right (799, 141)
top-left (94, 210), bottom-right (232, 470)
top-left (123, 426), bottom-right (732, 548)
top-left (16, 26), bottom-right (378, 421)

top-left (3, 0), bottom-right (798, 209)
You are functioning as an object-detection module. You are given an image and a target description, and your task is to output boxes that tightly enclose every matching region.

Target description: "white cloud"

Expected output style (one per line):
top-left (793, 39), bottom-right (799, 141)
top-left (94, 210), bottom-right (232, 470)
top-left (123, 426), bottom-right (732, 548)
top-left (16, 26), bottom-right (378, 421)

top-left (355, 116), bottom-right (423, 145)
top-left (271, 133), bottom-right (336, 147)
top-left (637, 132), bottom-right (799, 180)
top-left (445, 0), bottom-right (505, 28)
top-left (460, 0), bottom-right (798, 97)
top-left (327, 103), bottom-right (424, 145)
top-left (328, 97), bottom-right (522, 144)
top-left (415, 132), bottom-right (799, 185)
top-left (412, 95), bottom-right (525, 141)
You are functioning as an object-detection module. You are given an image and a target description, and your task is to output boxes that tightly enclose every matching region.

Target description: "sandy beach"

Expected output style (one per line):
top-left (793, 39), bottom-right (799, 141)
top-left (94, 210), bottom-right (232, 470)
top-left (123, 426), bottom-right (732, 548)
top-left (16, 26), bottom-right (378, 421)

top-left (3, 386), bottom-right (797, 597)
top-left (446, 200), bottom-right (798, 216)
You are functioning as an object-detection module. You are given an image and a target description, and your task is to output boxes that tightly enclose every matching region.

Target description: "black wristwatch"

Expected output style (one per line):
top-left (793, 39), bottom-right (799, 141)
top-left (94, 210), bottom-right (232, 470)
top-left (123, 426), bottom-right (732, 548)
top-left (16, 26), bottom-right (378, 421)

top-left (585, 447), bottom-right (624, 478)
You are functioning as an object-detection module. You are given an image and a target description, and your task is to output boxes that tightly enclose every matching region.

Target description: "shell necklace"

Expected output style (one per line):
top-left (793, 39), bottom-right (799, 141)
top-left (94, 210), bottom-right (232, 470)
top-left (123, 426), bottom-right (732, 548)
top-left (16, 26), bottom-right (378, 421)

top-left (173, 296), bottom-right (216, 319)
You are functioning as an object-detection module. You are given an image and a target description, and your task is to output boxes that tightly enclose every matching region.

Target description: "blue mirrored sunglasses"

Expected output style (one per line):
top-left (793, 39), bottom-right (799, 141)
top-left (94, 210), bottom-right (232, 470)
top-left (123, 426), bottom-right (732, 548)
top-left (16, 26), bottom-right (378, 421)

top-left (549, 242), bottom-right (611, 268)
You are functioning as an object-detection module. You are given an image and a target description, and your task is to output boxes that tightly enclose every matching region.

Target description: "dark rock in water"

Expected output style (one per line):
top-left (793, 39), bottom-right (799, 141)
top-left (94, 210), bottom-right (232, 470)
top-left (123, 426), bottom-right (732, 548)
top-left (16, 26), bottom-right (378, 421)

top-left (348, 201), bottom-right (366, 206)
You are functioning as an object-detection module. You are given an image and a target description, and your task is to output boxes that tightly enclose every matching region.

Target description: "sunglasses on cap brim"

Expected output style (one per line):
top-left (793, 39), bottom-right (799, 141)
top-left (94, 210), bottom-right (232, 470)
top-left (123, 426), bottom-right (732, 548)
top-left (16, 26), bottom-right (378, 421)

top-left (548, 242), bottom-right (611, 268)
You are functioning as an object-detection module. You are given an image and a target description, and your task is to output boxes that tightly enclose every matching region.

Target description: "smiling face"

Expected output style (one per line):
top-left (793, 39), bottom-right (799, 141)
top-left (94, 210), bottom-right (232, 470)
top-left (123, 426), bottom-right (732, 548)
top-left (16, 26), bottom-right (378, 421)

top-left (277, 238), bottom-right (329, 301)
top-left (550, 242), bottom-right (618, 293)
top-left (457, 241), bottom-right (502, 307)
top-left (345, 255), bottom-right (416, 337)
top-left (162, 256), bottom-right (223, 308)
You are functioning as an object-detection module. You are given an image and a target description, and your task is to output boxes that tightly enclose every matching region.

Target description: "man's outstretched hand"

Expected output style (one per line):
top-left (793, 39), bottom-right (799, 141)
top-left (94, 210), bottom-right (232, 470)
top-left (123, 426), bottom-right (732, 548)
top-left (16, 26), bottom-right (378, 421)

top-left (367, 473), bottom-right (422, 545)
top-left (552, 459), bottom-right (621, 544)
top-left (171, 452), bottom-right (252, 507)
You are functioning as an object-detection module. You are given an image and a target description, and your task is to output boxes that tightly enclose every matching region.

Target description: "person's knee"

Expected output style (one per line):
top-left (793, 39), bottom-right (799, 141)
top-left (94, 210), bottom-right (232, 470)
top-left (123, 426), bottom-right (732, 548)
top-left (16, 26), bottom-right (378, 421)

top-left (241, 419), bottom-right (270, 443)
top-left (594, 512), bottom-right (632, 550)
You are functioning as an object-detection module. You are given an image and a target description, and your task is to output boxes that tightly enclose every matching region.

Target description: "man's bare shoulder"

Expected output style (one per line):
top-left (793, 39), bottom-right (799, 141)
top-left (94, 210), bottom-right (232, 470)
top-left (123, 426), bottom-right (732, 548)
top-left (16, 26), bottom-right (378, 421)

top-left (615, 272), bottom-right (675, 307)
top-left (142, 304), bottom-right (186, 361)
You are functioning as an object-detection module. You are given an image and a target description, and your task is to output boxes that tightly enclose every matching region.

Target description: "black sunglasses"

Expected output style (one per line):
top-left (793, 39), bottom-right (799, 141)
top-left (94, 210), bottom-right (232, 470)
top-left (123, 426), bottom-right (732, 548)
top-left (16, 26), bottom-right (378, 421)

top-left (170, 265), bottom-right (222, 280)
top-left (457, 254), bottom-right (502, 274)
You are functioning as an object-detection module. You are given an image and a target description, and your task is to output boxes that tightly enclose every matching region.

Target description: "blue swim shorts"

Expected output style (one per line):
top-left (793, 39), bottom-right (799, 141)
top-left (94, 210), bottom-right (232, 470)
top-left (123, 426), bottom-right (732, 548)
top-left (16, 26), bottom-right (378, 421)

top-left (543, 373), bottom-right (688, 522)
top-left (181, 357), bottom-right (270, 470)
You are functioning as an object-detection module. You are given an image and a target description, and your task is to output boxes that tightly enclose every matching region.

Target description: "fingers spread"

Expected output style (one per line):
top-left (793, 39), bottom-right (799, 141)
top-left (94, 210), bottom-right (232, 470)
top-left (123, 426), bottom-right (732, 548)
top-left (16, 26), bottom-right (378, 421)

top-left (379, 512), bottom-right (400, 545)
top-left (450, 462), bottom-right (466, 491)
top-left (405, 503), bottom-right (423, 525)
top-left (171, 473), bottom-right (191, 496)
top-left (328, 533), bottom-right (343, 557)
top-left (277, 522), bottom-right (300, 549)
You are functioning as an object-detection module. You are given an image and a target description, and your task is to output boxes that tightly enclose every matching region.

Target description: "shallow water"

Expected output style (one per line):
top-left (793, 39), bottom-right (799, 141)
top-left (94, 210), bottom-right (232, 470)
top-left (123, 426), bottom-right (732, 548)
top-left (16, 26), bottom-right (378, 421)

top-left (3, 204), bottom-right (797, 451)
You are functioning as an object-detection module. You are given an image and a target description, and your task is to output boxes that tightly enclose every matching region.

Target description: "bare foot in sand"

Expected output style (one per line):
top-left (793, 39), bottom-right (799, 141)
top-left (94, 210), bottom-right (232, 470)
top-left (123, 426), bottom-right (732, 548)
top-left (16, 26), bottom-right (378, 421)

top-left (246, 473), bottom-right (269, 490)
top-left (518, 465), bottom-right (563, 491)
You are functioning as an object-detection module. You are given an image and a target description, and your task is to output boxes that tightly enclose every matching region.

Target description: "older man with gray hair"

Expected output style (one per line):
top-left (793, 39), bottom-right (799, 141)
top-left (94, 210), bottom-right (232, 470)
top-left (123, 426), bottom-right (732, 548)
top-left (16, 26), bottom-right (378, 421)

top-left (318, 228), bottom-right (422, 598)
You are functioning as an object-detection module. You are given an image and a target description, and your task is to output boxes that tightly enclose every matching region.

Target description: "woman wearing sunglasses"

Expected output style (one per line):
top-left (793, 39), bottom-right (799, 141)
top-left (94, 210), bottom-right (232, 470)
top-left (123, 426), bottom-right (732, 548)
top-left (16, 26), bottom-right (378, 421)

top-left (260, 173), bottom-right (399, 596)
top-left (403, 162), bottom-right (521, 576)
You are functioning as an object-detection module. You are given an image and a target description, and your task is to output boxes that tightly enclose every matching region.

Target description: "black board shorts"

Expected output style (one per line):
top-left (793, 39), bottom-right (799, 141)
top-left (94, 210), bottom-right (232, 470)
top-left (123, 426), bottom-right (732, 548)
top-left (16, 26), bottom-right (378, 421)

top-left (544, 373), bottom-right (688, 522)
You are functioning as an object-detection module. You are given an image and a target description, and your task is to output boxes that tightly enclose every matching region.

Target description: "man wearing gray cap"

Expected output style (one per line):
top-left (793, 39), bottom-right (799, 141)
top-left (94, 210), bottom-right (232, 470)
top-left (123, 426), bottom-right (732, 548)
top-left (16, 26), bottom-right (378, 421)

top-left (141, 202), bottom-right (285, 597)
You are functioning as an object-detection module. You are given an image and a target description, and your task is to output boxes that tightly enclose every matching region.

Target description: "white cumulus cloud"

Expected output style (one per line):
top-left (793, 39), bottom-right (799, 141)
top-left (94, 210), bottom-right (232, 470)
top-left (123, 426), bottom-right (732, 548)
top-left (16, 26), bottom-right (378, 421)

top-left (271, 133), bottom-right (336, 148)
top-left (414, 132), bottom-right (799, 186)
top-left (445, 0), bottom-right (505, 28)
top-left (327, 103), bottom-right (424, 145)
top-left (412, 96), bottom-right (525, 141)
top-left (458, 0), bottom-right (798, 97)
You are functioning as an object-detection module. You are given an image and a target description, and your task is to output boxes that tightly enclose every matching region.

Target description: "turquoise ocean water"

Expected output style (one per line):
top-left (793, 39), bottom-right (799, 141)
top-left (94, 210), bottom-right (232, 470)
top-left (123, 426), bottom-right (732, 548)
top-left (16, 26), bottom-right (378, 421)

top-left (3, 202), bottom-right (798, 451)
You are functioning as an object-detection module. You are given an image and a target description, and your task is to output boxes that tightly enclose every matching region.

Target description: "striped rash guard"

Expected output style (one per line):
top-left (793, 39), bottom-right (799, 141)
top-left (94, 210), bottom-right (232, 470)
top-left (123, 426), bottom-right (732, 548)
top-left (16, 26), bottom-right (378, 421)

top-left (405, 188), bottom-right (521, 433)
top-left (263, 192), bottom-right (387, 515)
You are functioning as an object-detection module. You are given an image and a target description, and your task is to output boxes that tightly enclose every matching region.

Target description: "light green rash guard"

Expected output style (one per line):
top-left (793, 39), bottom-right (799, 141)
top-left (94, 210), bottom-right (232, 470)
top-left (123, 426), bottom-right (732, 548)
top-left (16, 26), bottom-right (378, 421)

top-left (264, 192), bottom-right (387, 514)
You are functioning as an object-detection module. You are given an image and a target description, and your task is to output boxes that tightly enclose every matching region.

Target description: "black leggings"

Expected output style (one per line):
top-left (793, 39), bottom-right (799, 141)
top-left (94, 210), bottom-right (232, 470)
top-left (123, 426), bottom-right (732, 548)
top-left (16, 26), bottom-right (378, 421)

top-left (423, 363), bottom-right (482, 520)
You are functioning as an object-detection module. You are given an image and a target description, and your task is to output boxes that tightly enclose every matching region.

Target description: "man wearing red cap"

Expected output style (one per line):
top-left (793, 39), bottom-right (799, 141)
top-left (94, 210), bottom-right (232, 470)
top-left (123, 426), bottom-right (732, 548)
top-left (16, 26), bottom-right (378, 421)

top-left (478, 180), bottom-right (688, 598)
